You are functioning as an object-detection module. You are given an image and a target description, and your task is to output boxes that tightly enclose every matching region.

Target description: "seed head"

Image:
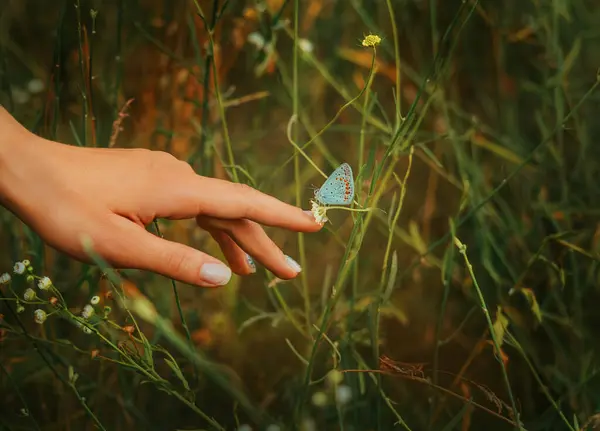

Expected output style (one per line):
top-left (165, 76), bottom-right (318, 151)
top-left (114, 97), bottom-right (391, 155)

top-left (82, 304), bottom-right (95, 319)
top-left (34, 309), bottom-right (47, 324)
top-left (23, 288), bottom-right (36, 301)
top-left (37, 277), bottom-right (52, 291)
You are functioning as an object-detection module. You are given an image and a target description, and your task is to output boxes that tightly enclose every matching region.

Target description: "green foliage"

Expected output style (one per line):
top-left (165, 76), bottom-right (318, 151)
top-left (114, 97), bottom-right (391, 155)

top-left (2, 0), bottom-right (600, 430)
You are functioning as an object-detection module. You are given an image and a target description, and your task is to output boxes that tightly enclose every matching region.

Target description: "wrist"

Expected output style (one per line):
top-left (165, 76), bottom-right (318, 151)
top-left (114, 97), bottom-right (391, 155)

top-left (0, 107), bottom-right (42, 207)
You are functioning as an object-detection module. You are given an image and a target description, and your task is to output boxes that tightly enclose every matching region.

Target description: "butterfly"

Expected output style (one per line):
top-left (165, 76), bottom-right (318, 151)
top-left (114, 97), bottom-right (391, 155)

top-left (314, 163), bottom-right (355, 206)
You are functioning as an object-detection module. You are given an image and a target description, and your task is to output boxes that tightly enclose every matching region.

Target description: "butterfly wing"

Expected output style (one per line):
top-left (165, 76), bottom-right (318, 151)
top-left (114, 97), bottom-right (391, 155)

top-left (315, 163), bottom-right (354, 205)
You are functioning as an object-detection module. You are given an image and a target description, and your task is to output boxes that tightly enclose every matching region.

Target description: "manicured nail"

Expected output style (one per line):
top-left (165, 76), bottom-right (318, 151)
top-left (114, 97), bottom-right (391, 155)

top-left (245, 254), bottom-right (256, 273)
top-left (285, 255), bottom-right (302, 273)
top-left (199, 263), bottom-right (232, 286)
top-left (303, 210), bottom-right (319, 223)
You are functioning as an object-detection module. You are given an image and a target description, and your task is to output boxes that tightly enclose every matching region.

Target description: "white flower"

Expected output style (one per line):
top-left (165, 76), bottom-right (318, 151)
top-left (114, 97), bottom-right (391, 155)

top-left (27, 78), bottom-right (45, 94)
top-left (298, 38), bottom-right (313, 53)
top-left (90, 295), bottom-right (100, 305)
top-left (81, 304), bottom-right (95, 319)
top-left (23, 288), bottom-right (36, 301)
top-left (310, 200), bottom-right (329, 224)
top-left (0, 273), bottom-right (11, 284)
top-left (247, 32), bottom-right (265, 50)
top-left (13, 262), bottom-right (26, 275)
top-left (335, 384), bottom-right (352, 405)
top-left (37, 276), bottom-right (52, 290)
top-left (82, 326), bottom-right (93, 335)
top-left (33, 309), bottom-right (47, 324)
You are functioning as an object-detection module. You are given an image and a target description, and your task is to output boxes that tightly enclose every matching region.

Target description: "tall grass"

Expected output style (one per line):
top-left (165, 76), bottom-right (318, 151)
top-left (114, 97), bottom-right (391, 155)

top-left (2, 0), bottom-right (600, 430)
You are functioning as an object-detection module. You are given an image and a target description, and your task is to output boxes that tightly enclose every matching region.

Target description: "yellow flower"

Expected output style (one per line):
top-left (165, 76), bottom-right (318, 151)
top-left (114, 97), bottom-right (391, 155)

top-left (361, 34), bottom-right (381, 48)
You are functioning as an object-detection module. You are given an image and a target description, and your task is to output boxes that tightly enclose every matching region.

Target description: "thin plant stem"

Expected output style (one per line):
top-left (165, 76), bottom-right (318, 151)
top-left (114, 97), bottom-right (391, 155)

top-left (507, 332), bottom-right (575, 431)
top-left (0, 289), bottom-right (107, 430)
top-left (385, 0), bottom-right (402, 125)
top-left (273, 47), bottom-right (378, 182)
top-left (152, 220), bottom-right (197, 383)
top-left (454, 237), bottom-right (522, 430)
top-left (192, 0), bottom-right (239, 183)
top-left (75, 0), bottom-right (88, 146)
top-left (291, 0), bottom-right (311, 334)
top-left (397, 79), bottom-right (600, 284)
top-left (0, 360), bottom-right (42, 431)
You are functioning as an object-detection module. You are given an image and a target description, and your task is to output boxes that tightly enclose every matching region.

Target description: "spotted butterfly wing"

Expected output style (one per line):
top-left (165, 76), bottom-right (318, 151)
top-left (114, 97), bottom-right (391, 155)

top-left (314, 163), bottom-right (355, 205)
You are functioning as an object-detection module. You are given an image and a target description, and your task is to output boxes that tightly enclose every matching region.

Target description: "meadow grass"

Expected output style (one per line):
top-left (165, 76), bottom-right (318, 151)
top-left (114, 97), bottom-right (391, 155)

top-left (1, 0), bottom-right (600, 430)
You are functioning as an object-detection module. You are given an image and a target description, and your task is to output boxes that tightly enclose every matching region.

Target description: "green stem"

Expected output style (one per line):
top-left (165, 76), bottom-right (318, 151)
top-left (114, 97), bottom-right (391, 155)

top-left (454, 238), bottom-right (522, 430)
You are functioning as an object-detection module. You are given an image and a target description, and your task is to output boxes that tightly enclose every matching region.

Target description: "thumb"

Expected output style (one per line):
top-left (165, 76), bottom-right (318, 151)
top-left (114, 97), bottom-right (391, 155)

top-left (105, 220), bottom-right (232, 287)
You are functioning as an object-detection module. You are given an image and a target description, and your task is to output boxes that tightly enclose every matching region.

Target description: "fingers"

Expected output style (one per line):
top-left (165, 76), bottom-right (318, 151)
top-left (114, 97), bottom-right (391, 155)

top-left (207, 229), bottom-right (256, 276)
top-left (197, 216), bottom-right (302, 280)
top-left (162, 175), bottom-right (323, 233)
top-left (99, 216), bottom-right (233, 288)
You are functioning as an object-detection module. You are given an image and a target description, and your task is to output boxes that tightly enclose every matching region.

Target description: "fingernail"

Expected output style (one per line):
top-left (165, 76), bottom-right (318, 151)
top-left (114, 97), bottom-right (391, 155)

top-left (245, 254), bottom-right (256, 273)
top-left (199, 263), bottom-right (232, 286)
top-left (303, 210), bottom-right (317, 221)
top-left (285, 255), bottom-right (302, 273)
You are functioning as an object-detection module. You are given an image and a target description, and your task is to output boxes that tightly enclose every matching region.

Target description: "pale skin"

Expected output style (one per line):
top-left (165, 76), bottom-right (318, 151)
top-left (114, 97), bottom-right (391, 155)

top-left (0, 106), bottom-right (323, 287)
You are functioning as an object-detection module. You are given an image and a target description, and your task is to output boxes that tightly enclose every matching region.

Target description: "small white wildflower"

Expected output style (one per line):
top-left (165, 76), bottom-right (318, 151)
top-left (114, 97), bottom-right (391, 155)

top-left (90, 295), bottom-right (100, 305)
top-left (23, 288), bottom-right (36, 301)
top-left (310, 200), bottom-right (329, 224)
top-left (27, 78), bottom-right (45, 94)
top-left (82, 326), bottom-right (93, 335)
top-left (81, 304), bottom-right (95, 319)
top-left (13, 262), bottom-right (26, 275)
top-left (298, 38), bottom-right (313, 53)
top-left (33, 309), bottom-right (47, 324)
top-left (247, 32), bottom-right (265, 50)
top-left (0, 273), bottom-right (11, 284)
top-left (37, 276), bottom-right (52, 290)
top-left (335, 384), bottom-right (352, 405)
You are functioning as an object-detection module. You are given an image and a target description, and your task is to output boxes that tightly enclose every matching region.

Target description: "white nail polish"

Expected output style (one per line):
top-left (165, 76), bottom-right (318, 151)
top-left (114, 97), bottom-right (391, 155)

top-left (199, 263), bottom-right (232, 285)
top-left (285, 255), bottom-right (302, 273)
top-left (246, 254), bottom-right (256, 273)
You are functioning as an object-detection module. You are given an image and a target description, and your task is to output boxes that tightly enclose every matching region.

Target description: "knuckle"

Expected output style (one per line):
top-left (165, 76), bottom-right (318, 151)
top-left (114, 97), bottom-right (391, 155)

top-left (154, 150), bottom-right (178, 162)
top-left (234, 182), bottom-right (254, 194)
top-left (178, 160), bottom-right (195, 174)
top-left (163, 246), bottom-right (189, 275)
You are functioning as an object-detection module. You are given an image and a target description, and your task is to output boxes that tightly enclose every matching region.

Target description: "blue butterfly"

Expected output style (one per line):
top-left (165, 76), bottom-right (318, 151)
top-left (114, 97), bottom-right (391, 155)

top-left (314, 163), bottom-right (355, 206)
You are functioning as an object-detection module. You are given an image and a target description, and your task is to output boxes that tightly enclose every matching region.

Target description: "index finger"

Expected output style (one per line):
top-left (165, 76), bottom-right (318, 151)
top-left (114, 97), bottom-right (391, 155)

top-left (170, 175), bottom-right (323, 232)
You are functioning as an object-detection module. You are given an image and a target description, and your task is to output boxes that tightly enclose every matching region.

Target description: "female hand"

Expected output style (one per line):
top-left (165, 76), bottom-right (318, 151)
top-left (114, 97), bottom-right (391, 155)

top-left (0, 108), bottom-right (322, 287)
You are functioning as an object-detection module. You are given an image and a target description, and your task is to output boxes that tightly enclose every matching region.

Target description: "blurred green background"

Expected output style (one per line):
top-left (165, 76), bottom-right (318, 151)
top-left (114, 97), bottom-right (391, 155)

top-left (2, 0), bottom-right (600, 430)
